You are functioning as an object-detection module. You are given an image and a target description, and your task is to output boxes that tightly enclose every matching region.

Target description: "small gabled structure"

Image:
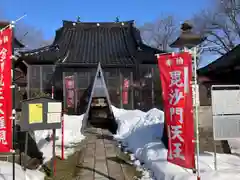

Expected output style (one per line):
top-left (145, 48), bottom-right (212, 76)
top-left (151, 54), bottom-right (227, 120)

top-left (82, 63), bottom-right (117, 133)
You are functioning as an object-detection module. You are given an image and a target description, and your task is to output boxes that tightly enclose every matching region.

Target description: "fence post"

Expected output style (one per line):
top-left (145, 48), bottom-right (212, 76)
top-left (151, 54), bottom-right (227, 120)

top-left (151, 67), bottom-right (155, 108)
top-left (74, 72), bottom-right (78, 113)
top-left (119, 72), bottom-right (123, 108)
top-left (40, 66), bottom-right (43, 92)
top-left (130, 72), bottom-right (134, 109)
top-left (62, 72), bottom-right (66, 111)
top-left (27, 65), bottom-right (30, 98)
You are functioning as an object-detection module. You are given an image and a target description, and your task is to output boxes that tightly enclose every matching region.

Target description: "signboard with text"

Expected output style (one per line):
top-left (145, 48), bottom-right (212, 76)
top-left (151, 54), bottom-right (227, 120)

top-left (211, 85), bottom-right (240, 140)
top-left (20, 97), bottom-right (62, 131)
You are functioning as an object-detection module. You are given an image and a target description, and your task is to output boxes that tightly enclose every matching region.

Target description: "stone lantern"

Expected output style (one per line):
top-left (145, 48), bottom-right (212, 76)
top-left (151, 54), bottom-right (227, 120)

top-left (170, 21), bottom-right (205, 49)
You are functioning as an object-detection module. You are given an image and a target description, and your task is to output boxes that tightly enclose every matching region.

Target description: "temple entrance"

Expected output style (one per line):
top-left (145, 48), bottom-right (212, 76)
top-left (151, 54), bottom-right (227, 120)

top-left (88, 97), bottom-right (117, 133)
top-left (82, 63), bottom-right (118, 134)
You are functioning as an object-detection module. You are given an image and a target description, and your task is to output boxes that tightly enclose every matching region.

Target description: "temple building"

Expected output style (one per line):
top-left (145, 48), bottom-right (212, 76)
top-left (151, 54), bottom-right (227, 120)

top-left (198, 44), bottom-right (240, 105)
top-left (17, 20), bottom-right (165, 114)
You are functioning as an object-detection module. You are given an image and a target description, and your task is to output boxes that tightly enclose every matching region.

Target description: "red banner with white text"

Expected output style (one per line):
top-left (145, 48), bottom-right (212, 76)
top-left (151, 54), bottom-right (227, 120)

top-left (157, 52), bottom-right (195, 169)
top-left (122, 78), bottom-right (129, 104)
top-left (0, 27), bottom-right (13, 152)
top-left (65, 76), bottom-right (75, 108)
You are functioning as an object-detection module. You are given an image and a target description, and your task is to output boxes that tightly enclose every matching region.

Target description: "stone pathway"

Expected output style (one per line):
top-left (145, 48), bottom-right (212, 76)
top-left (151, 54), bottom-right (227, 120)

top-left (73, 127), bottom-right (139, 180)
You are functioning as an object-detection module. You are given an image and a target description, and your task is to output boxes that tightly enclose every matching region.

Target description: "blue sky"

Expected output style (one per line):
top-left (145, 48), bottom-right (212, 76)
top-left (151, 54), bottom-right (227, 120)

top-left (2, 0), bottom-right (211, 40)
top-left (2, 0), bottom-right (215, 67)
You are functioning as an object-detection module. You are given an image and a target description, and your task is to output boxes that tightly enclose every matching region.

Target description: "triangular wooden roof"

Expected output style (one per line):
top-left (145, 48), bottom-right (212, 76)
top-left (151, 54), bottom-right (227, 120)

top-left (82, 62), bottom-right (114, 130)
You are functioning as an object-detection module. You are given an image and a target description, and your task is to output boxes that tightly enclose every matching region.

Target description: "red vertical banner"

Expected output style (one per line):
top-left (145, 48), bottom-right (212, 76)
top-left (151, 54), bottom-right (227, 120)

top-left (157, 52), bottom-right (195, 169)
top-left (0, 27), bottom-right (13, 152)
top-left (65, 76), bottom-right (75, 108)
top-left (122, 78), bottom-right (129, 104)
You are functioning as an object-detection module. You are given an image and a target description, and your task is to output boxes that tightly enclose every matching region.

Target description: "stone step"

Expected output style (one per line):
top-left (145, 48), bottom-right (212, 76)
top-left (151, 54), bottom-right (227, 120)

top-left (72, 127), bottom-right (140, 180)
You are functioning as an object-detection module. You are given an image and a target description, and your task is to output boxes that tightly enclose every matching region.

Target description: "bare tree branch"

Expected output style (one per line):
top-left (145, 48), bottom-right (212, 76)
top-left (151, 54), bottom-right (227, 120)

top-left (192, 0), bottom-right (240, 55)
top-left (139, 16), bottom-right (178, 51)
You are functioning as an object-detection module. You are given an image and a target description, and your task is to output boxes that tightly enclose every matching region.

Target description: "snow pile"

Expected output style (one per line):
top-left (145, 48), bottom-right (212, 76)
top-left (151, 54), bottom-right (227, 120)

top-left (34, 114), bottom-right (85, 163)
top-left (114, 108), bottom-right (164, 154)
top-left (114, 109), bottom-right (146, 141)
top-left (228, 139), bottom-right (240, 155)
top-left (113, 106), bottom-right (240, 180)
top-left (0, 161), bottom-right (44, 180)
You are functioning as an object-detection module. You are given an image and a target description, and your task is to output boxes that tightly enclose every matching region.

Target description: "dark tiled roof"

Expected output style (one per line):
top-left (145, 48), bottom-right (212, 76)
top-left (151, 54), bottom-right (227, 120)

top-left (20, 20), bottom-right (164, 67)
top-left (14, 38), bottom-right (25, 48)
top-left (19, 45), bottom-right (60, 64)
top-left (137, 43), bottom-right (163, 64)
top-left (60, 20), bottom-right (137, 67)
top-left (198, 44), bottom-right (240, 76)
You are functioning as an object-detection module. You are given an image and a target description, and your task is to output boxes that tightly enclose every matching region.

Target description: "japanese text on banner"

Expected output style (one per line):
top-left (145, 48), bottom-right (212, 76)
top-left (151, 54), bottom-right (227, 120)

top-left (0, 27), bottom-right (13, 152)
top-left (158, 52), bottom-right (195, 169)
top-left (122, 78), bottom-right (129, 105)
top-left (168, 58), bottom-right (186, 161)
top-left (65, 76), bottom-right (75, 108)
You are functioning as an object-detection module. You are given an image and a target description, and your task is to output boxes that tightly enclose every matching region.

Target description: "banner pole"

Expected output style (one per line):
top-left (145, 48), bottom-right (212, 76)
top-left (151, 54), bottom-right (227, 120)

top-left (61, 114), bottom-right (64, 160)
top-left (0, 15), bottom-right (27, 180)
top-left (11, 22), bottom-right (16, 180)
top-left (0, 15), bottom-right (27, 32)
top-left (193, 47), bottom-right (200, 180)
top-left (51, 85), bottom-right (57, 176)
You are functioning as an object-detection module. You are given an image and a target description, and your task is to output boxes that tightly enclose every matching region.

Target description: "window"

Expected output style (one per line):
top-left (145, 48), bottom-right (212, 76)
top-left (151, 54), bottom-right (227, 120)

top-left (105, 69), bottom-right (118, 77)
top-left (31, 66), bottom-right (40, 78)
top-left (30, 66), bottom-right (40, 88)
top-left (78, 72), bottom-right (88, 78)
top-left (107, 77), bottom-right (119, 88)
top-left (42, 66), bottom-right (54, 82)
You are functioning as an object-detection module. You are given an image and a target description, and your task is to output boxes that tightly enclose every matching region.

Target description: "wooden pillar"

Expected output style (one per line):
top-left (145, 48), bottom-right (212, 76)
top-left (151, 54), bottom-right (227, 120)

top-left (151, 67), bottom-right (155, 108)
top-left (130, 71), bottom-right (134, 109)
top-left (74, 72), bottom-right (78, 113)
top-left (119, 71), bottom-right (123, 108)
top-left (62, 72), bottom-right (66, 111)
top-left (40, 66), bottom-right (43, 92)
top-left (27, 65), bottom-right (30, 98)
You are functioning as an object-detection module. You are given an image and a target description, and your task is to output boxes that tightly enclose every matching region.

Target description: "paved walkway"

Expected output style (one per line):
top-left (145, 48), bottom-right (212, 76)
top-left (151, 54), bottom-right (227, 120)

top-left (73, 127), bottom-right (139, 180)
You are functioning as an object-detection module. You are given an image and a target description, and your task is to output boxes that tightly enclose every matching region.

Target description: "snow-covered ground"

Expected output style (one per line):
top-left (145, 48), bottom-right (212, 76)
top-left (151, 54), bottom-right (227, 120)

top-left (112, 106), bottom-right (240, 180)
top-left (34, 114), bottom-right (85, 163)
top-left (3, 105), bottom-right (240, 180)
top-left (0, 114), bottom-right (85, 180)
top-left (0, 161), bottom-right (45, 180)
top-left (228, 139), bottom-right (240, 155)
